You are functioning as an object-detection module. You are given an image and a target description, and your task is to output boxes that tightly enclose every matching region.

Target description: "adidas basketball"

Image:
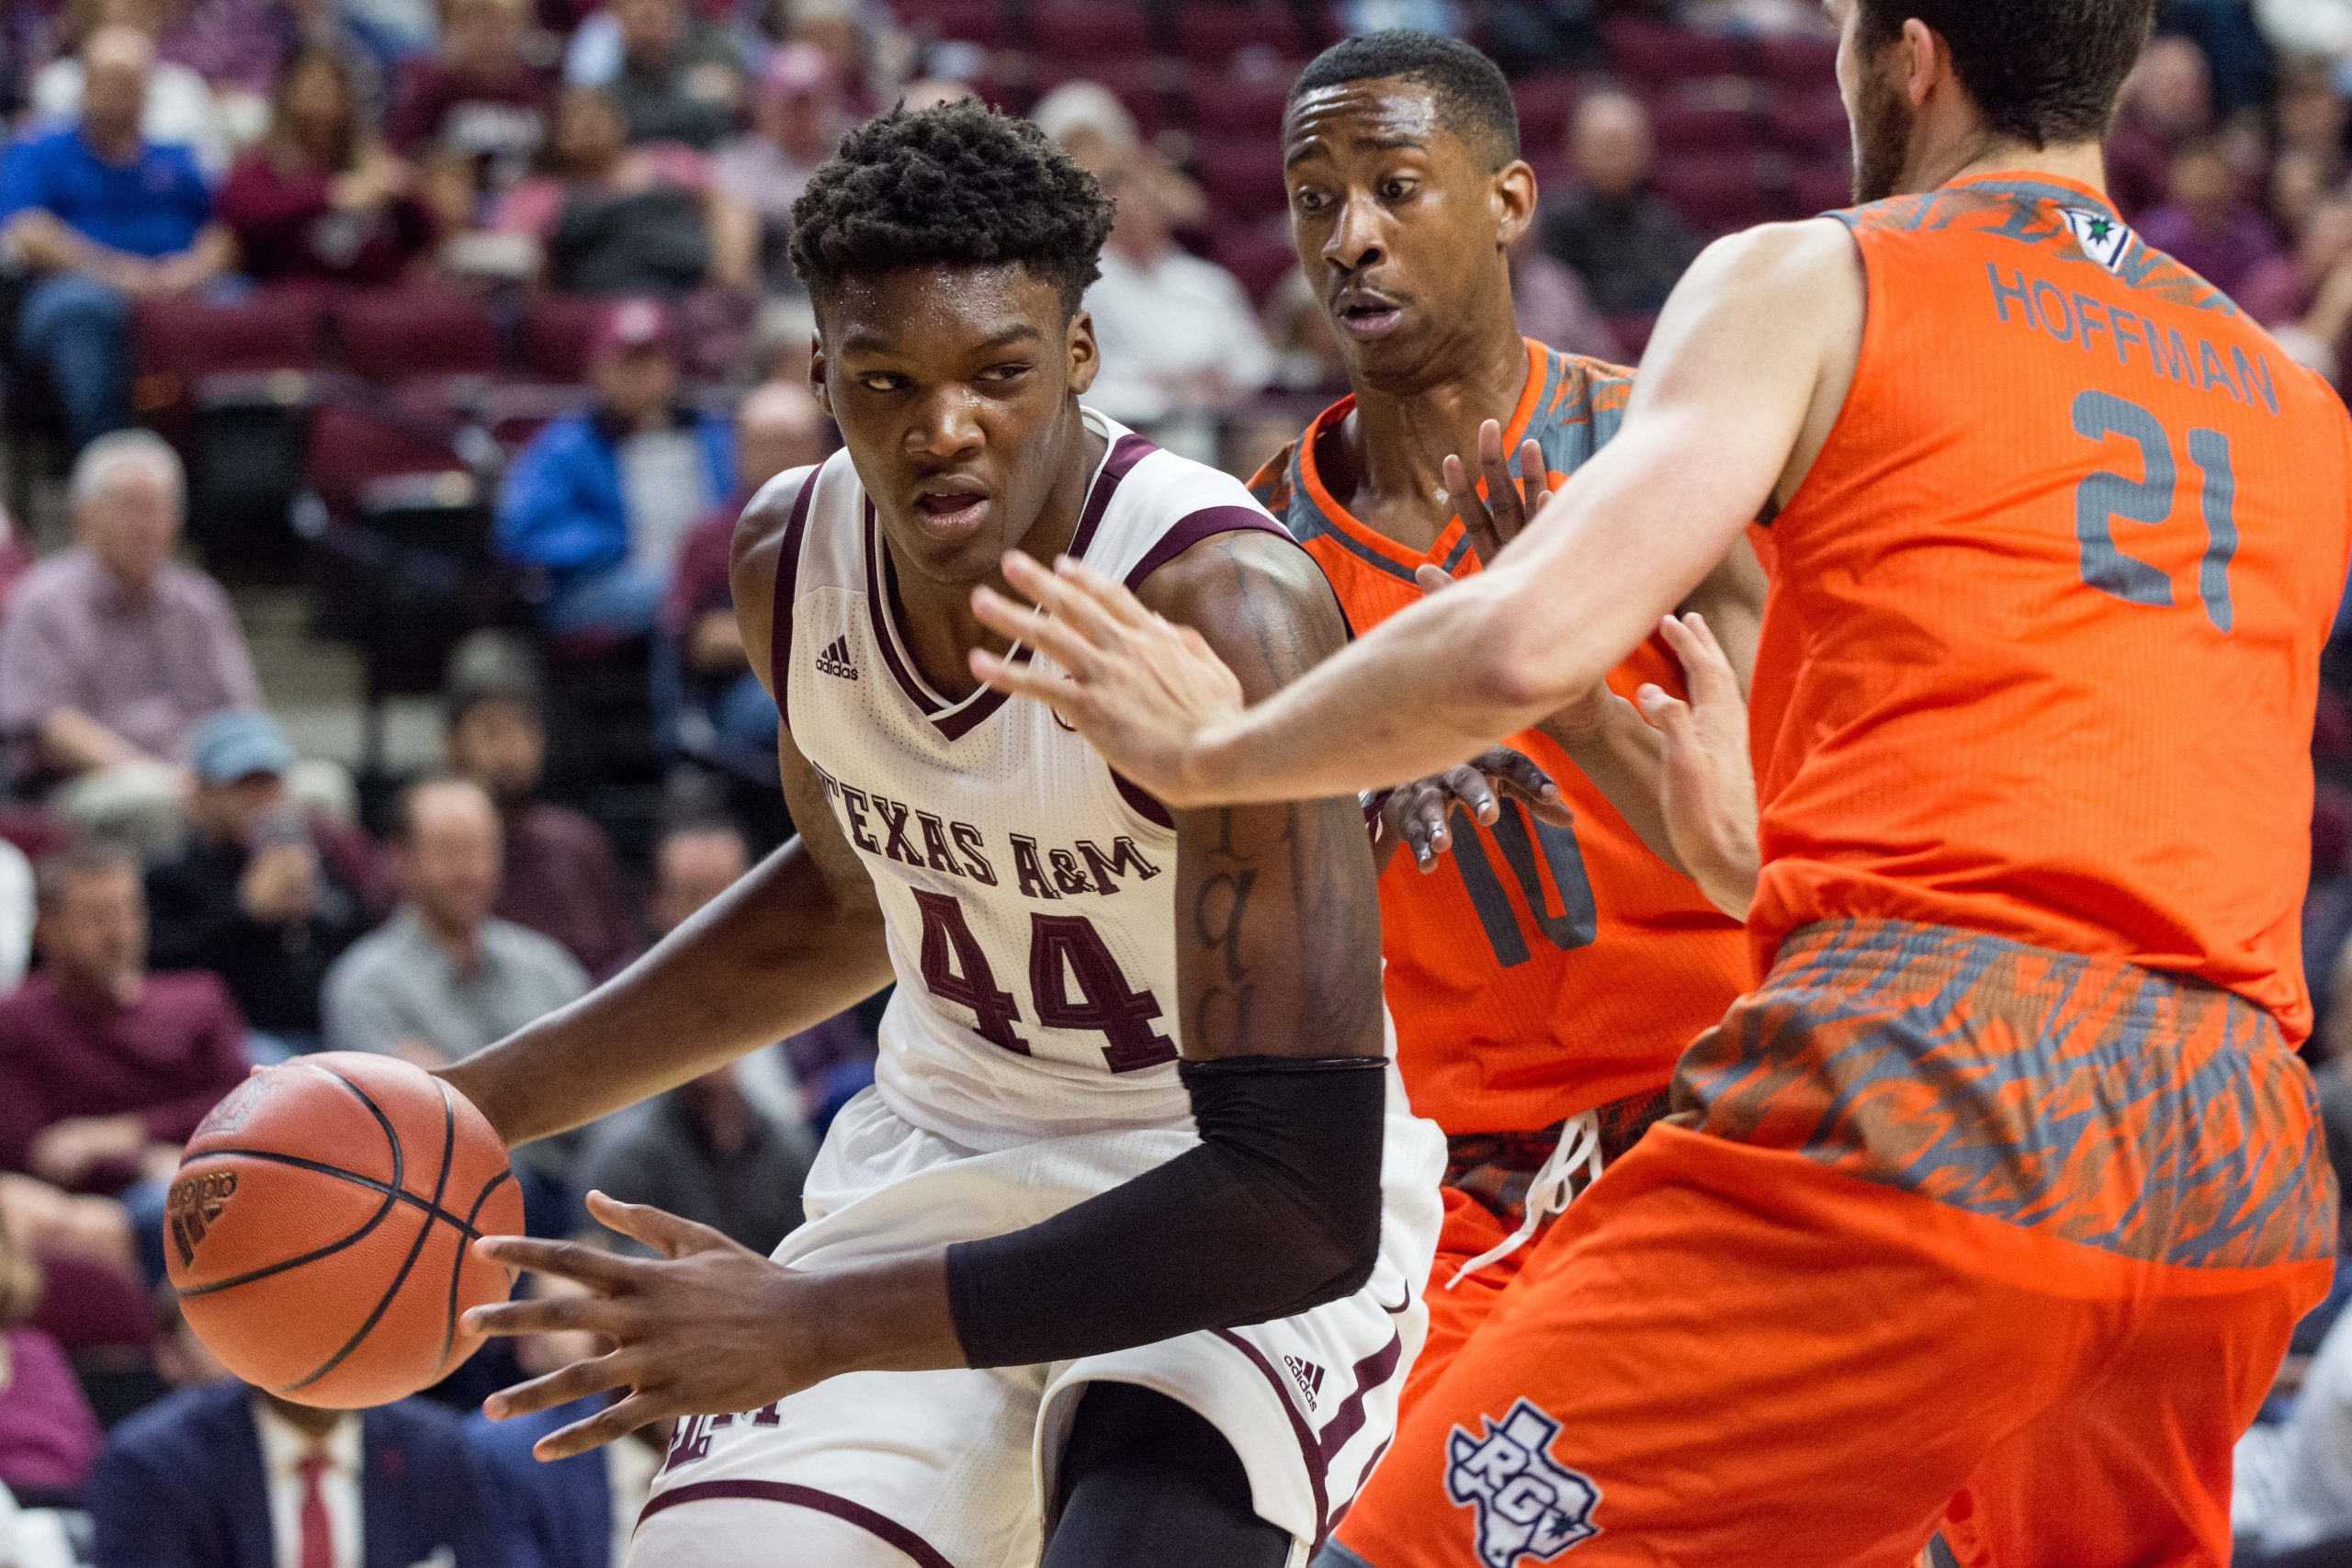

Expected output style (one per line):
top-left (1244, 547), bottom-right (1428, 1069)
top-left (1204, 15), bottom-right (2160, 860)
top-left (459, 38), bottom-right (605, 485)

top-left (163, 1052), bottom-right (524, 1408)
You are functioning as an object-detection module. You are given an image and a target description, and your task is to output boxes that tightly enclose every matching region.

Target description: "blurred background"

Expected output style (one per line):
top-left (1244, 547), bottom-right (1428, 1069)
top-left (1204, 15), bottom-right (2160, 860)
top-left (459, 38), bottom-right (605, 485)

top-left (5, 1), bottom-right (2352, 1565)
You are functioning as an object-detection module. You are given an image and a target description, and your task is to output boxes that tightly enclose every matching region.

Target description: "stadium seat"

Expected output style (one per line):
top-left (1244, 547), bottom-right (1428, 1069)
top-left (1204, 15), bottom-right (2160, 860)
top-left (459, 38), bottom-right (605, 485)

top-left (1789, 157), bottom-right (1856, 218)
top-left (1029, 2), bottom-right (1155, 60)
top-left (1511, 73), bottom-right (1580, 157)
top-left (1210, 224), bottom-right (1300, 308)
top-left (1601, 16), bottom-right (1744, 84)
top-left (895, 0), bottom-right (1004, 46)
top-left (1204, 72), bottom-right (1295, 139)
top-left (1754, 31), bottom-right (1840, 93)
top-left (1193, 130), bottom-right (1295, 224)
top-left (520, 292), bottom-right (614, 384)
top-left (1647, 94), bottom-right (1759, 154)
top-left (1653, 152), bottom-right (1778, 235)
top-left (132, 287), bottom-right (326, 385)
top-left (1768, 86), bottom-right (1853, 158)
top-left (1172, 2), bottom-right (1308, 63)
top-left (334, 287), bottom-right (503, 383)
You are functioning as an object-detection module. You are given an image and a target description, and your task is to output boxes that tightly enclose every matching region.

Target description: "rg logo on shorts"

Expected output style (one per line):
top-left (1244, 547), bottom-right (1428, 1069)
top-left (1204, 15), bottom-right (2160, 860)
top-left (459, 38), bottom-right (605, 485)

top-left (1445, 1399), bottom-right (1600, 1565)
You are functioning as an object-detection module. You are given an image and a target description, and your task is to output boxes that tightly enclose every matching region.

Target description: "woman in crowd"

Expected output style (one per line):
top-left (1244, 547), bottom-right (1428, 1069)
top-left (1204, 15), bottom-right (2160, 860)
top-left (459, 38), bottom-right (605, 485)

top-left (218, 47), bottom-right (437, 285)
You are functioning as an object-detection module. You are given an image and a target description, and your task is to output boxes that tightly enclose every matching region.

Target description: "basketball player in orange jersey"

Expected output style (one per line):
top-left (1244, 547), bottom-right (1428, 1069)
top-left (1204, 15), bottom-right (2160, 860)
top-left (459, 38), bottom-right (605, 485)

top-left (969, 1), bottom-right (2352, 1562)
top-left (1243, 29), bottom-right (1762, 1411)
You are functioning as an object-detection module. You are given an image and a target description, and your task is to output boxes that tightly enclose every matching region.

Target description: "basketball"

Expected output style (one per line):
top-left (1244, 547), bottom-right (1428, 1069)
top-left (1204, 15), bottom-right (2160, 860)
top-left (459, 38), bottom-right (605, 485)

top-left (161, 1052), bottom-right (524, 1409)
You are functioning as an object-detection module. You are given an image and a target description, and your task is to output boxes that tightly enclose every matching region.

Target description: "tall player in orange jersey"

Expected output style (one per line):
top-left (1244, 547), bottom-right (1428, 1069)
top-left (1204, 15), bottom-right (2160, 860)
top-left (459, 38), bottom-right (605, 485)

top-left (1243, 30), bottom-right (1761, 1410)
top-left (970, 0), bottom-right (2352, 1562)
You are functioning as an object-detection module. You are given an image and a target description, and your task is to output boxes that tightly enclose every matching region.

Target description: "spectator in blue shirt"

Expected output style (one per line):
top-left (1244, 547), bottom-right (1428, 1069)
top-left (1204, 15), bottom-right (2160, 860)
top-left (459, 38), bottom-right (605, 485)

top-left (494, 298), bottom-right (734, 640)
top-left (0, 26), bottom-right (232, 453)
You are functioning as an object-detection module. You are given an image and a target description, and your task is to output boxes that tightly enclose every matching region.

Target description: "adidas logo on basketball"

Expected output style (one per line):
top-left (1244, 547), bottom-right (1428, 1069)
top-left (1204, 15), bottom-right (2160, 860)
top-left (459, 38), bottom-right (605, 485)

top-left (816, 635), bottom-right (858, 680)
top-left (1283, 1355), bottom-right (1326, 1411)
top-left (166, 1169), bottom-right (237, 1269)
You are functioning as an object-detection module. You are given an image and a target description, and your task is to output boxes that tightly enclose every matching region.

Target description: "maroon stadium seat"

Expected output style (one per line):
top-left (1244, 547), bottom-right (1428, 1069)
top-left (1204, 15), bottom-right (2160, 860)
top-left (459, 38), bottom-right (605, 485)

top-left (1173, 2), bottom-right (1307, 63)
top-left (1653, 152), bottom-right (1777, 236)
top-left (1193, 131), bottom-right (1293, 224)
top-left (1647, 95), bottom-right (1758, 154)
top-left (1211, 226), bottom-right (1300, 308)
top-left (519, 292), bottom-right (613, 384)
top-left (1789, 156), bottom-right (1856, 218)
top-left (302, 400), bottom-right (469, 526)
top-left (896, 0), bottom-right (1003, 46)
top-left (1200, 72), bottom-right (1295, 139)
top-left (335, 287), bottom-right (503, 382)
top-left (1754, 31), bottom-right (1839, 93)
top-left (1030, 2), bottom-right (1155, 59)
top-left (1767, 85), bottom-right (1852, 158)
top-left (134, 287), bottom-right (324, 384)
top-left (1511, 73), bottom-right (1579, 157)
top-left (1602, 16), bottom-right (1743, 84)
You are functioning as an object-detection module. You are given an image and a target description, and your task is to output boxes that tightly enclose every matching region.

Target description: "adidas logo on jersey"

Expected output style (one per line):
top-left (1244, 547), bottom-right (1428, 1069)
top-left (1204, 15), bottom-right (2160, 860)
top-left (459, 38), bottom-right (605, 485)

top-left (815, 635), bottom-right (858, 680)
top-left (1283, 1355), bottom-right (1326, 1411)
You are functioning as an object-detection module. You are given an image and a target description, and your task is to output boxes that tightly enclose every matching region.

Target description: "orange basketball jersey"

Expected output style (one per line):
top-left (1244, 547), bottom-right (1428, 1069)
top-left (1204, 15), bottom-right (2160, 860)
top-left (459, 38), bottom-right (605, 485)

top-left (1253, 341), bottom-right (1749, 1134)
top-left (1756, 174), bottom-right (2352, 1039)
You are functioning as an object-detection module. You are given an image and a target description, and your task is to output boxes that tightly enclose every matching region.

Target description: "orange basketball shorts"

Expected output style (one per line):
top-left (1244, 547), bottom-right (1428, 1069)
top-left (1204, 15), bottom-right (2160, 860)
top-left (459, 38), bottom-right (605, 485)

top-left (1325, 919), bottom-right (2336, 1568)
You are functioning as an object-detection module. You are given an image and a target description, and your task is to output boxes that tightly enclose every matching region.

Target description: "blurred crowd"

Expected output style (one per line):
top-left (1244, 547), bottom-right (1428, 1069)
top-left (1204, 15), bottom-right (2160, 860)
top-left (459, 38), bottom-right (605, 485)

top-left (1, 0), bottom-right (2351, 1564)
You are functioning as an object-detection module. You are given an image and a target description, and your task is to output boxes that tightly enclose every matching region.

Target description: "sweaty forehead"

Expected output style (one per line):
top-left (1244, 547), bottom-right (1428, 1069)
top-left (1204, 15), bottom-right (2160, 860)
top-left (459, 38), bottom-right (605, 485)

top-left (820, 264), bottom-right (1061, 357)
top-left (1283, 78), bottom-right (1453, 164)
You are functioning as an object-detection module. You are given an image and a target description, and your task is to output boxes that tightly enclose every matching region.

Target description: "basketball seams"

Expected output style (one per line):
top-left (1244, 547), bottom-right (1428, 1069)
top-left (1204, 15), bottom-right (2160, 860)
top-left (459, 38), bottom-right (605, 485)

top-left (190, 1148), bottom-right (499, 1240)
top-left (279, 1074), bottom-right (461, 1396)
top-left (437, 1167), bottom-right (516, 1374)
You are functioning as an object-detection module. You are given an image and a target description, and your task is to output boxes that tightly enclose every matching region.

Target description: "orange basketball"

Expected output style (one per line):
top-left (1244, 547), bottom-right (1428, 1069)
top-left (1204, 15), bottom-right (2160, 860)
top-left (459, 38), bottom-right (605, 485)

top-left (163, 1052), bottom-right (524, 1409)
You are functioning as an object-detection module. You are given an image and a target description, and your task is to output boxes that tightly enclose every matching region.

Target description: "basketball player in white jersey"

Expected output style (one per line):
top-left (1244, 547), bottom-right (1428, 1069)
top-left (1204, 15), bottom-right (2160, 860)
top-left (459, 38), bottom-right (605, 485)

top-left (438, 102), bottom-right (1445, 1568)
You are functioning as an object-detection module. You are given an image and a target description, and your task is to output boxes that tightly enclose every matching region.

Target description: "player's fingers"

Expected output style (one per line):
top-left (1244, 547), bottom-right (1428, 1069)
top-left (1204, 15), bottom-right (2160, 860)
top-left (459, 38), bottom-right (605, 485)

top-left (1051, 554), bottom-right (1158, 631)
top-left (1488, 750), bottom-right (1572, 825)
top-left (462, 1291), bottom-right (637, 1341)
top-left (988, 556), bottom-right (1134, 655)
top-left (533, 1391), bottom-right (672, 1462)
top-left (1441, 762), bottom-right (1500, 826)
top-left (1517, 439), bottom-right (1548, 521)
top-left (585, 1190), bottom-right (738, 1262)
top-left (1637, 682), bottom-right (1697, 748)
top-left (474, 1235), bottom-right (638, 1292)
top-left (967, 649), bottom-right (1090, 723)
top-left (1414, 562), bottom-right (1455, 597)
top-left (1442, 453), bottom-right (1503, 563)
top-left (1408, 784), bottom-right (1451, 872)
top-left (968, 587), bottom-right (1114, 679)
top-left (1657, 613), bottom-right (1741, 707)
top-left (481, 1350), bottom-right (635, 1422)
top-left (1476, 420), bottom-right (1522, 536)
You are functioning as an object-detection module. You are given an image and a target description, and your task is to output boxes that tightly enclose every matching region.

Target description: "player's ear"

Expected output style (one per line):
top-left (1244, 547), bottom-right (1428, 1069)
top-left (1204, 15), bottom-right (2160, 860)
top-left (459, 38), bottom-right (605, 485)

top-left (809, 343), bottom-right (833, 418)
top-left (1066, 309), bottom-right (1101, 397)
top-left (1495, 160), bottom-right (1538, 250)
top-left (1900, 16), bottom-right (1939, 108)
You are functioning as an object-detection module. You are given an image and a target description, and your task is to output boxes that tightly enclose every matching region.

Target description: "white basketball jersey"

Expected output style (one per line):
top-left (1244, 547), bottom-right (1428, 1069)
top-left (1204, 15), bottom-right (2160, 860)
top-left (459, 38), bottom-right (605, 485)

top-left (764, 410), bottom-right (1302, 1146)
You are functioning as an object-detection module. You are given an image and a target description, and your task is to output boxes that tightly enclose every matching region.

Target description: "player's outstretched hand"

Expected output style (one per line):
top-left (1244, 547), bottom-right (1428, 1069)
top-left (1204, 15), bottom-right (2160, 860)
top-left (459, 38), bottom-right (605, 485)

top-left (1442, 417), bottom-right (1551, 567)
top-left (1383, 749), bottom-right (1573, 874)
top-left (1637, 612), bottom-right (1759, 920)
top-left (466, 1190), bottom-right (823, 1461)
top-left (969, 551), bottom-right (1245, 807)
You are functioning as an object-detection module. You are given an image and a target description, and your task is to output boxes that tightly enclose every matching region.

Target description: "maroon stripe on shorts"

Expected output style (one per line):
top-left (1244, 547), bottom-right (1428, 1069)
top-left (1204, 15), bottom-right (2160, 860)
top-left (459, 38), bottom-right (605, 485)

top-left (1317, 1329), bottom-right (1403, 1465)
top-left (1211, 1328), bottom-right (1332, 1549)
top-left (637, 1481), bottom-right (956, 1568)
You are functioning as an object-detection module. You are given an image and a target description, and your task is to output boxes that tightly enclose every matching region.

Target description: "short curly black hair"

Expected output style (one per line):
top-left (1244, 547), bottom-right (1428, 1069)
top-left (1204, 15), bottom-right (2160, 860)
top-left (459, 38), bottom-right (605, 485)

top-left (789, 100), bottom-right (1116, 318)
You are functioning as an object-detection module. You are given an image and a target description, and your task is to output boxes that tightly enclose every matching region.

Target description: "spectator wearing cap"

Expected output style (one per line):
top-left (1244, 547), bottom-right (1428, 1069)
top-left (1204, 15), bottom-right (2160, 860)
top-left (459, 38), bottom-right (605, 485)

top-left (386, 0), bottom-right (555, 221)
top-left (494, 298), bottom-right (737, 639)
top-left (443, 680), bottom-right (639, 979)
top-left (1537, 89), bottom-right (1700, 319)
top-left (0, 840), bottom-right (248, 1296)
top-left (0, 434), bottom-right (259, 852)
top-left (658, 379), bottom-right (829, 781)
top-left (710, 42), bottom-right (842, 292)
top-left (322, 777), bottom-right (587, 1089)
top-left (0, 26), bottom-right (233, 455)
top-left (144, 711), bottom-right (387, 1052)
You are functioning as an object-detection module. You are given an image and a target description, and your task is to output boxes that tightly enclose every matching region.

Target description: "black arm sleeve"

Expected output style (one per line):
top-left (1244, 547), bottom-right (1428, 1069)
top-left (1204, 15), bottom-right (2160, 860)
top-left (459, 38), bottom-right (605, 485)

top-left (945, 1055), bottom-right (1388, 1371)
